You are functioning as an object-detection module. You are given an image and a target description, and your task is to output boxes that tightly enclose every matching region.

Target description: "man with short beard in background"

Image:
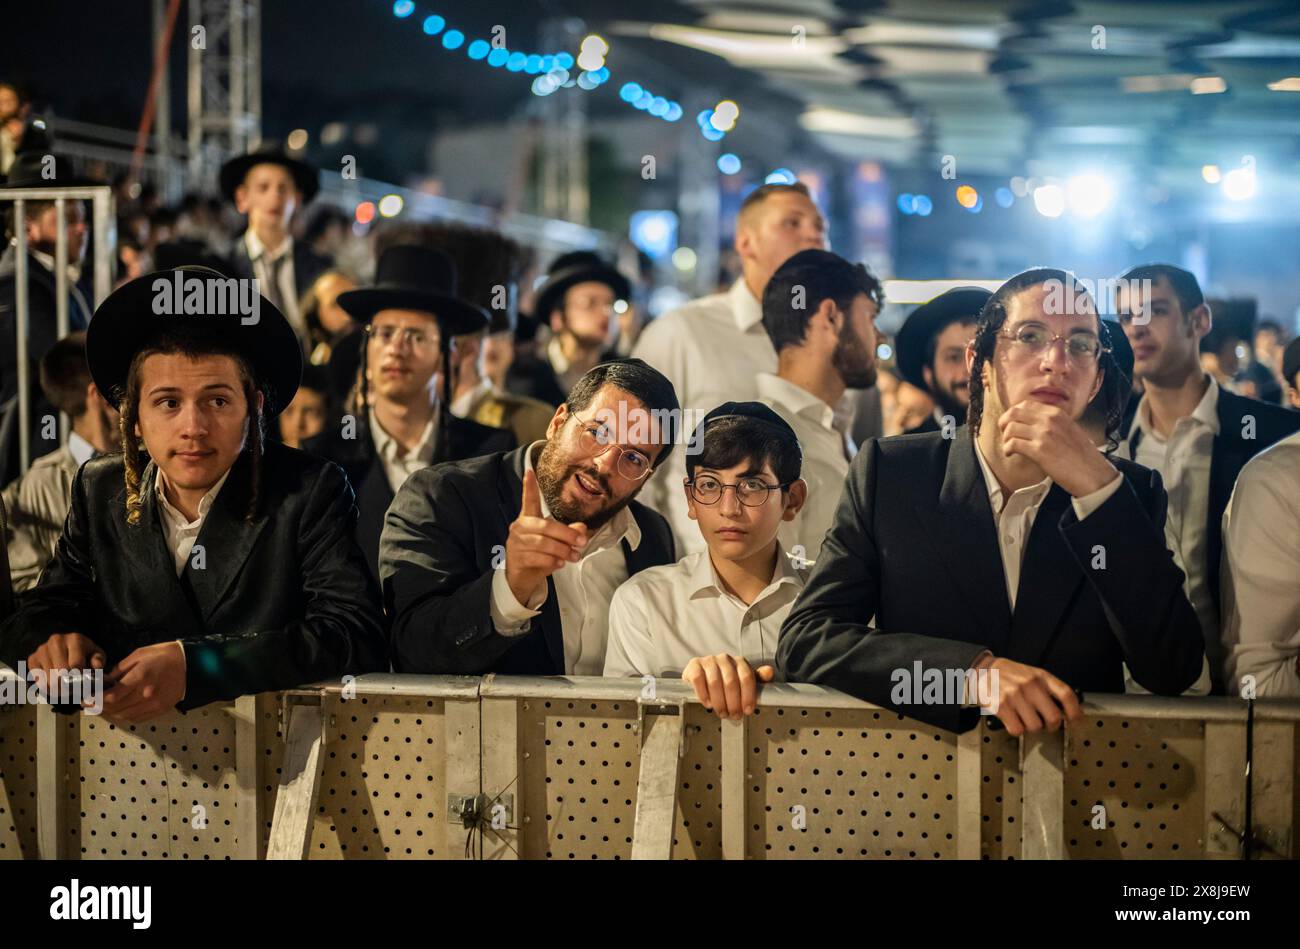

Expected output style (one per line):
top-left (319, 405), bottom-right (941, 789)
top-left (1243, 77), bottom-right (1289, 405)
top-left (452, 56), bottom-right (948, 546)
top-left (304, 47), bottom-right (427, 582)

top-left (893, 287), bottom-right (988, 435)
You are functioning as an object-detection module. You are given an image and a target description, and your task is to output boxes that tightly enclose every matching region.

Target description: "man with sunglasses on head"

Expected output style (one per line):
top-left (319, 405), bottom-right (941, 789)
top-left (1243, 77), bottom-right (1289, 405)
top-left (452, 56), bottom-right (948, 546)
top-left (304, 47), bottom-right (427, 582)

top-left (779, 268), bottom-right (1203, 735)
top-left (381, 358), bottom-right (679, 675)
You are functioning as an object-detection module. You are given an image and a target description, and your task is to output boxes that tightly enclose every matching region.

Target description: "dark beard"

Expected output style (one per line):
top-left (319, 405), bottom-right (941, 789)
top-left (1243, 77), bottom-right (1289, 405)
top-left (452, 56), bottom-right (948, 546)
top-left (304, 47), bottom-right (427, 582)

top-left (933, 381), bottom-right (969, 419)
top-left (832, 320), bottom-right (877, 390)
top-left (534, 440), bottom-right (634, 531)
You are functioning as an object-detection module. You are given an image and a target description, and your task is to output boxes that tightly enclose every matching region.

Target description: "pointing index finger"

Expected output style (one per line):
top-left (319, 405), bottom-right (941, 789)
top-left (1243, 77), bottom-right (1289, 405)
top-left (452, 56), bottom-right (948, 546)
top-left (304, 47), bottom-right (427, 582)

top-left (522, 468), bottom-right (543, 519)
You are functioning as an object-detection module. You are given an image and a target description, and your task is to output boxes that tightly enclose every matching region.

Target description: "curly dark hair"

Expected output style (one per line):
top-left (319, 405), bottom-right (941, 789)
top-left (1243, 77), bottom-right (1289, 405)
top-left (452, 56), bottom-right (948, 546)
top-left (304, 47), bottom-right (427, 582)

top-left (968, 267), bottom-right (1123, 452)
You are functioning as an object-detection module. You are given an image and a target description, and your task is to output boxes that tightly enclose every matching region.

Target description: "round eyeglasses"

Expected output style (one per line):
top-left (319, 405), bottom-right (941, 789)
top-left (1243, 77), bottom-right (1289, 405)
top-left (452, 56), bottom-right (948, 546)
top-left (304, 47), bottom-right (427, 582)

top-left (366, 323), bottom-right (439, 353)
top-left (998, 322), bottom-right (1110, 367)
top-left (573, 414), bottom-right (654, 482)
top-left (688, 475), bottom-right (789, 506)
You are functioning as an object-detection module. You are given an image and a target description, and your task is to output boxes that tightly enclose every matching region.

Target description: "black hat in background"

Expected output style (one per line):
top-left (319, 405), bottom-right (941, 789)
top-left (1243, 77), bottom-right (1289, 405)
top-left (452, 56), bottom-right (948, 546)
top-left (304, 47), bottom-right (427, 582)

top-left (219, 146), bottom-right (320, 204)
top-left (86, 266), bottom-right (303, 416)
top-left (688, 400), bottom-right (803, 476)
top-left (895, 287), bottom-right (991, 391)
top-left (1282, 336), bottom-right (1300, 389)
top-left (336, 244), bottom-right (489, 336)
top-left (533, 250), bottom-right (630, 327)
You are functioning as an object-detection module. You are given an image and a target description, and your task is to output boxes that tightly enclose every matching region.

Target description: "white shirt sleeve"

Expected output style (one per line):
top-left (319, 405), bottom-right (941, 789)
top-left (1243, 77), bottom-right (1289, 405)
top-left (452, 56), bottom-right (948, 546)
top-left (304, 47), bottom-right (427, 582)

top-left (1070, 472), bottom-right (1124, 521)
top-left (489, 568), bottom-right (547, 638)
top-left (1221, 463), bottom-right (1300, 698)
top-left (602, 582), bottom-right (653, 677)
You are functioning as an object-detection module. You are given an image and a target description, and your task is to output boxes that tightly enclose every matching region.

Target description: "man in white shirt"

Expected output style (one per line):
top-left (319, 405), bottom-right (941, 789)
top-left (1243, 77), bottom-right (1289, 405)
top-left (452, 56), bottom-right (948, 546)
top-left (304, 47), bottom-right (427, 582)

top-left (382, 358), bottom-right (680, 675)
top-left (605, 403), bottom-right (808, 720)
top-left (221, 147), bottom-right (330, 341)
top-left (0, 267), bottom-right (388, 721)
top-left (1221, 431), bottom-right (1300, 697)
top-left (779, 268), bottom-right (1203, 735)
top-left (3, 332), bottom-right (118, 591)
top-left (633, 182), bottom-right (828, 554)
top-left (1115, 264), bottom-right (1300, 692)
top-left (756, 249), bottom-right (880, 563)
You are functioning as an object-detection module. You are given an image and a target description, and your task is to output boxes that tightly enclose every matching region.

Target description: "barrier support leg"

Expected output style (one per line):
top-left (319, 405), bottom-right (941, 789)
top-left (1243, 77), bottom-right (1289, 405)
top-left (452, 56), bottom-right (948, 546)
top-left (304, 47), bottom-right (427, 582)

top-left (266, 698), bottom-right (325, 860)
top-left (1020, 728), bottom-right (1066, 860)
top-left (631, 705), bottom-right (684, 860)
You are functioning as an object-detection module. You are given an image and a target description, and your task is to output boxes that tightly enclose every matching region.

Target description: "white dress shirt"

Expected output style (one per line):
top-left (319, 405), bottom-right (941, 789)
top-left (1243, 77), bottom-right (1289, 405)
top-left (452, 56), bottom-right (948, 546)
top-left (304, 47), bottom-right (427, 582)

top-left (632, 278), bottom-right (775, 556)
top-left (972, 440), bottom-right (1122, 610)
top-left (67, 432), bottom-right (95, 468)
top-left (155, 467), bottom-right (232, 576)
top-left (756, 372), bottom-right (852, 564)
top-left (1221, 430), bottom-right (1300, 697)
top-left (369, 408), bottom-right (437, 494)
top-left (604, 548), bottom-right (807, 678)
top-left (244, 230), bottom-right (301, 334)
top-left (488, 441), bottom-right (641, 675)
top-left (1123, 376), bottom-right (1220, 648)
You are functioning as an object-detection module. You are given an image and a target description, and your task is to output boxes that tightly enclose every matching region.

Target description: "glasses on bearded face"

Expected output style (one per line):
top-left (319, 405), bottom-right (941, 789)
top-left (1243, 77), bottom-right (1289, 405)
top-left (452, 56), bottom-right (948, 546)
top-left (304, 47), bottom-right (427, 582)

top-left (570, 412), bottom-right (655, 482)
top-left (997, 321), bottom-right (1109, 368)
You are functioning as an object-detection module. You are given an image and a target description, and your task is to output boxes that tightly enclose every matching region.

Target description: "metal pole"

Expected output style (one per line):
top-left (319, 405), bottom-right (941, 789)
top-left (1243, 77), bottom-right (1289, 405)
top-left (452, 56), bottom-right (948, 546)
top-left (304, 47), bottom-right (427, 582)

top-left (230, 0), bottom-right (246, 154)
top-left (187, 0), bottom-right (203, 185)
top-left (247, 0), bottom-right (261, 145)
top-left (153, 0), bottom-right (172, 175)
top-left (91, 190), bottom-right (113, 307)
top-left (54, 197), bottom-right (69, 445)
top-left (14, 200), bottom-right (29, 473)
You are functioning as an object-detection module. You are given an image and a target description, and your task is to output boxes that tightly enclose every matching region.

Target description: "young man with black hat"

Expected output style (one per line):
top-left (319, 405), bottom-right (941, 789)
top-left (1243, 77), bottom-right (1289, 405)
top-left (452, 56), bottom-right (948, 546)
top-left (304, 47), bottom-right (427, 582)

top-left (514, 250), bottom-right (630, 404)
top-left (1115, 263), bottom-right (1300, 692)
top-left (893, 286), bottom-right (989, 436)
top-left (0, 267), bottom-right (388, 722)
top-left (380, 358), bottom-right (678, 676)
top-left (1283, 336), bottom-right (1300, 410)
top-left (303, 244), bottom-right (514, 583)
top-left (221, 146), bottom-right (330, 342)
top-left (0, 148), bottom-right (96, 482)
top-left (779, 269), bottom-right (1203, 735)
top-left (604, 402), bottom-right (807, 719)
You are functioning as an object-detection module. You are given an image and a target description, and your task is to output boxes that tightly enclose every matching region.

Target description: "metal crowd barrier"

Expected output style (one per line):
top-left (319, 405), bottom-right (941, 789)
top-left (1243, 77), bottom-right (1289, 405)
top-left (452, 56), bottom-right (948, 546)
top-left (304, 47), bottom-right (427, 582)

top-left (1, 185), bottom-right (116, 469)
top-left (0, 675), bottom-right (1295, 860)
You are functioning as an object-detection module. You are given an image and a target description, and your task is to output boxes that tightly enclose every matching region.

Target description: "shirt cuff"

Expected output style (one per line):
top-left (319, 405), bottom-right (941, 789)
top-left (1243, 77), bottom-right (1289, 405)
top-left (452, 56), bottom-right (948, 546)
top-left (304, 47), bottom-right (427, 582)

top-left (490, 568), bottom-right (546, 637)
top-left (1071, 472), bottom-right (1123, 521)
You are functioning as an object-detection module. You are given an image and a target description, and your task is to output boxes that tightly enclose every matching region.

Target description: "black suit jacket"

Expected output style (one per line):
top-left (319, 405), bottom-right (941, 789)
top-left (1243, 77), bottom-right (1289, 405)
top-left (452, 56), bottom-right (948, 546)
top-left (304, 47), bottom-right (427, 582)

top-left (0, 246), bottom-right (93, 483)
top-left (303, 411), bottom-right (514, 583)
top-left (380, 445), bottom-right (676, 675)
top-left (1125, 387), bottom-right (1300, 691)
top-left (903, 414), bottom-right (941, 437)
top-left (229, 237), bottom-right (331, 312)
top-left (776, 428), bottom-right (1204, 732)
top-left (0, 443), bottom-right (389, 710)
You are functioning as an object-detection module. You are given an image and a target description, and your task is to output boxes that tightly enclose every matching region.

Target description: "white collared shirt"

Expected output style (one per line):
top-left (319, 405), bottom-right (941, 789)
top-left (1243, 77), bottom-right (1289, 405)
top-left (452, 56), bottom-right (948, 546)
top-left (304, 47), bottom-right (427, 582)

top-left (1221, 430), bottom-right (1300, 697)
top-left (489, 440), bottom-right (641, 675)
top-left (632, 277), bottom-right (774, 556)
top-left (155, 467), bottom-right (232, 576)
top-left (1123, 376), bottom-right (1220, 647)
top-left (243, 230), bottom-right (301, 333)
top-left (756, 372), bottom-right (852, 564)
top-left (972, 439), bottom-right (1122, 609)
top-left (603, 548), bottom-right (807, 678)
top-left (67, 432), bottom-right (95, 469)
top-left (369, 407), bottom-right (437, 494)
top-left (450, 377), bottom-right (493, 419)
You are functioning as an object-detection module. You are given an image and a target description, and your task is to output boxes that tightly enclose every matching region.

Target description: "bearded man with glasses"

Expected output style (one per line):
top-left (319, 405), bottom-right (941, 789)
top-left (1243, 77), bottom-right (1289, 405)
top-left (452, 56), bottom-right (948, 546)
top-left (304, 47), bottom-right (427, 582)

top-left (778, 268), bottom-right (1204, 735)
top-left (381, 358), bottom-right (679, 675)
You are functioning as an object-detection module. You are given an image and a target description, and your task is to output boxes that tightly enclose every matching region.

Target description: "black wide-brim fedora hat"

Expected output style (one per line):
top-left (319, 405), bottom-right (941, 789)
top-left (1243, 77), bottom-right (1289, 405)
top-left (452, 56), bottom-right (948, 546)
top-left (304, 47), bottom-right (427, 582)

top-left (336, 243), bottom-right (489, 337)
top-left (533, 251), bottom-right (631, 326)
top-left (218, 147), bottom-right (320, 204)
top-left (86, 266), bottom-right (303, 417)
top-left (895, 286), bottom-right (992, 389)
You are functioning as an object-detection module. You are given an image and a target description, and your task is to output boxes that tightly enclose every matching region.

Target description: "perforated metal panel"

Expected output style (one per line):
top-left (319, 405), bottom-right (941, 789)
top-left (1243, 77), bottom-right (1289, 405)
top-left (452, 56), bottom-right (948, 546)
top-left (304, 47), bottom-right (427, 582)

top-left (519, 698), bottom-right (641, 859)
top-left (674, 706), bottom-right (722, 859)
top-left (980, 726), bottom-right (1022, 860)
top-left (746, 706), bottom-right (959, 859)
top-left (306, 693), bottom-right (457, 859)
top-left (67, 703), bottom-right (244, 859)
top-left (1064, 717), bottom-right (1204, 858)
top-left (0, 706), bottom-right (39, 859)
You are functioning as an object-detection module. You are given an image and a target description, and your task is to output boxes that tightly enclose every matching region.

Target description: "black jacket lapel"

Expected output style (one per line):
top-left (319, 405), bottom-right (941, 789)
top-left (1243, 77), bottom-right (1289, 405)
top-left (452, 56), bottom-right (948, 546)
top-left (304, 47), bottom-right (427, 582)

top-left (912, 432), bottom-right (1013, 654)
top-left (1007, 484), bottom-right (1085, 666)
top-left (497, 445), bottom-right (565, 674)
top-left (183, 452), bottom-right (270, 623)
top-left (137, 464), bottom-right (203, 628)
